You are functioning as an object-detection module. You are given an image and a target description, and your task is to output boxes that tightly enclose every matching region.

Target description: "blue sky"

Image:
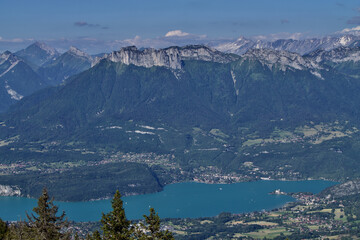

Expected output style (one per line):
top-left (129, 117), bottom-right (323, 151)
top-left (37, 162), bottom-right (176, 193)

top-left (0, 0), bottom-right (359, 53)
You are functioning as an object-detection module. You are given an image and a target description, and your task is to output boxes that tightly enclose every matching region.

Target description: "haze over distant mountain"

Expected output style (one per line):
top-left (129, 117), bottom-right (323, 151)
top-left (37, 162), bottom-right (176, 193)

top-left (39, 46), bottom-right (94, 85)
top-left (0, 51), bottom-right (46, 112)
top-left (0, 43), bottom-right (96, 112)
top-left (15, 42), bottom-right (60, 67)
top-left (215, 34), bottom-right (360, 55)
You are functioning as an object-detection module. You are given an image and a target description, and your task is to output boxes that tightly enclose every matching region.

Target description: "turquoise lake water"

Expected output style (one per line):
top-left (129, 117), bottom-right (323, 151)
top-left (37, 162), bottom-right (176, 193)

top-left (0, 180), bottom-right (337, 222)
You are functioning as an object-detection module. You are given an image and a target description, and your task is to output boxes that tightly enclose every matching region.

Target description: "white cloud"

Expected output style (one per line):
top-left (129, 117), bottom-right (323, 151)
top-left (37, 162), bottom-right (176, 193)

top-left (11, 38), bottom-right (24, 43)
top-left (117, 31), bottom-right (207, 50)
top-left (165, 30), bottom-right (190, 38)
top-left (340, 25), bottom-right (360, 33)
top-left (0, 38), bottom-right (26, 43)
top-left (123, 35), bottom-right (141, 45)
top-left (252, 32), bottom-right (304, 41)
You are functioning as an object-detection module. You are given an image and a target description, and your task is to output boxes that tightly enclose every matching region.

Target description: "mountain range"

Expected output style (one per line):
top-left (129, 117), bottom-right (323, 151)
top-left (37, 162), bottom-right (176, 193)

top-left (2, 32), bottom-right (360, 113)
top-left (1, 40), bottom-right (360, 200)
top-left (214, 34), bottom-right (360, 55)
top-left (39, 46), bottom-right (93, 86)
top-left (0, 43), bottom-right (98, 112)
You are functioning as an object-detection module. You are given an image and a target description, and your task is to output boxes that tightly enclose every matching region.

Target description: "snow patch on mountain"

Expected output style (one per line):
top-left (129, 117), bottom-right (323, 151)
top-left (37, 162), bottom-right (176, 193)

top-left (310, 71), bottom-right (324, 80)
top-left (5, 82), bottom-right (23, 100)
top-left (0, 51), bottom-right (19, 66)
top-left (0, 60), bottom-right (19, 78)
top-left (230, 70), bottom-right (239, 95)
top-left (0, 56), bottom-right (26, 101)
top-left (339, 36), bottom-right (352, 46)
top-left (0, 52), bottom-right (11, 65)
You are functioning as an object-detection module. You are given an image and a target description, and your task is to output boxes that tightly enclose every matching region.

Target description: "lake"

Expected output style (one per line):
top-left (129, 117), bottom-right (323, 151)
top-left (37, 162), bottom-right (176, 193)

top-left (0, 180), bottom-right (336, 222)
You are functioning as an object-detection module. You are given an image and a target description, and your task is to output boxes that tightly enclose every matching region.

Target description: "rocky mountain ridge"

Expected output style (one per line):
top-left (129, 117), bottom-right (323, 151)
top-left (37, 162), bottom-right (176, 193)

top-left (67, 46), bottom-right (93, 61)
top-left (215, 34), bottom-right (360, 55)
top-left (242, 48), bottom-right (322, 71)
top-left (306, 46), bottom-right (360, 63)
top-left (2, 42), bottom-right (360, 112)
top-left (0, 51), bottom-right (18, 66)
top-left (15, 41), bottom-right (60, 67)
top-left (0, 51), bottom-right (45, 111)
top-left (93, 45), bottom-right (239, 69)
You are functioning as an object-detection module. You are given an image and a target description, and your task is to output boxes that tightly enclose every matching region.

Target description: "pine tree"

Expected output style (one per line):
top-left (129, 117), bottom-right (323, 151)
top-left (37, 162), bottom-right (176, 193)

top-left (97, 190), bottom-right (174, 240)
top-left (142, 208), bottom-right (174, 240)
top-left (86, 230), bottom-right (102, 240)
top-left (26, 188), bottom-right (70, 240)
top-left (101, 190), bottom-right (132, 240)
top-left (0, 218), bottom-right (8, 240)
top-left (92, 230), bottom-right (102, 240)
top-left (5, 221), bottom-right (30, 240)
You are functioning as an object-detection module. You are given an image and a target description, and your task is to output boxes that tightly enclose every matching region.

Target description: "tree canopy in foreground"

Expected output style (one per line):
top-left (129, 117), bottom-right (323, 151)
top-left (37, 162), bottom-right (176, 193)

top-left (0, 189), bottom-right (174, 240)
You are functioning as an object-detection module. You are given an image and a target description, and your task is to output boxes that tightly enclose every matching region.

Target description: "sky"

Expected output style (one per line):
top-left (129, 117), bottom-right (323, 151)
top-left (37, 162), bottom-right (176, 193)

top-left (0, 0), bottom-right (360, 53)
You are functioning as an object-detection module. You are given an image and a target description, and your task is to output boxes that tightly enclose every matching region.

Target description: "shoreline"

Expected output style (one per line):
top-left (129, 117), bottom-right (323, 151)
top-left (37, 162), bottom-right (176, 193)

top-left (0, 179), bottom-right (338, 222)
top-left (0, 178), bottom-right (339, 202)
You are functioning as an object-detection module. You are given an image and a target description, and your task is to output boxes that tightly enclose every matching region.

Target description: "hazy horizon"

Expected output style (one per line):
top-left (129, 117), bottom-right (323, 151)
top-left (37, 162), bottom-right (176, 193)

top-left (1, 0), bottom-right (360, 53)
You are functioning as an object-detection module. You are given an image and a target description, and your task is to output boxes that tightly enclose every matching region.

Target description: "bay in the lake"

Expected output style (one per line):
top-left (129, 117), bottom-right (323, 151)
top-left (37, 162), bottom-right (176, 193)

top-left (0, 180), bottom-right (337, 222)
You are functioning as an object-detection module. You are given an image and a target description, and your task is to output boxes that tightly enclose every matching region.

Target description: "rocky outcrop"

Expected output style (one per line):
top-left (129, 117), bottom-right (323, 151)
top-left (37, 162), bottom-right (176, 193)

top-left (93, 45), bottom-right (239, 69)
top-left (0, 185), bottom-right (21, 196)
top-left (242, 48), bottom-right (321, 71)
top-left (68, 46), bottom-right (93, 61)
top-left (306, 46), bottom-right (360, 63)
top-left (319, 180), bottom-right (360, 199)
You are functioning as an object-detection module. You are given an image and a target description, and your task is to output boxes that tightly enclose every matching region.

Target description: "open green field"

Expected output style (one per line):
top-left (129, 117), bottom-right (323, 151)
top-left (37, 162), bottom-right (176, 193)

top-left (242, 227), bottom-right (291, 239)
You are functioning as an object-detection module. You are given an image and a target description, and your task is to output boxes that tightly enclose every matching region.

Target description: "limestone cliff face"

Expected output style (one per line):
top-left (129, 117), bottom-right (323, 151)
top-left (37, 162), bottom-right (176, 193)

top-left (0, 185), bottom-right (21, 196)
top-left (93, 45), bottom-right (239, 69)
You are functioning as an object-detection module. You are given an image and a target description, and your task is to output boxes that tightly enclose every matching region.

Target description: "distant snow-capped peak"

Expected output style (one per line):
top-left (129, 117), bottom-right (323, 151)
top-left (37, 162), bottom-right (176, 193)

top-left (215, 36), bottom-right (256, 55)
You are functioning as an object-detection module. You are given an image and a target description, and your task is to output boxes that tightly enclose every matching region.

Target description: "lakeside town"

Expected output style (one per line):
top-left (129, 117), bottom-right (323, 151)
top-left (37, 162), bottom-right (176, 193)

top-left (160, 191), bottom-right (360, 239)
